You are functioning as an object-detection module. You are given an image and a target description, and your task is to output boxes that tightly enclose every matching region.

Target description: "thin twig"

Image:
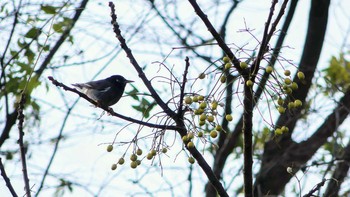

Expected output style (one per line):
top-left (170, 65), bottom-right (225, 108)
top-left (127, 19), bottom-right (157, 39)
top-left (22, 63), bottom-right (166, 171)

top-left (17, 94), bottom-right (31, 197)
top-left (0, 158), bottom-right (18, 197)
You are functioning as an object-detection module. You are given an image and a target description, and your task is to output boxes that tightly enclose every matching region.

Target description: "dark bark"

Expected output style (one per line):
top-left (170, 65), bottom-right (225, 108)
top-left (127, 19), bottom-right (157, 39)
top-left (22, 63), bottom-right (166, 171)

top-left (324, 142), bottom-right (350, 197)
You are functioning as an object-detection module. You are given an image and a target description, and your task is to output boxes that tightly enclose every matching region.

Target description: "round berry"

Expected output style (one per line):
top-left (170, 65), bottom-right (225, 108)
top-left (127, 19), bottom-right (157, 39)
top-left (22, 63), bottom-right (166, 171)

top-left (118, 158), bottom-right (125, 165)
top-left (187, 141), bottom-right (195, 148)
top-left (275, 128), bottom-right (283, 135)
top-left (197, 131), bottom-right (204, 137)
top-left (225, 63), bottom-right (232, 70)
top-left (246, 80), bottom-right (253, 87)
top-left (215, 125), bottom-right (222, 131)
top-left (199, 102), bottom-right (207, 109)
top-left (220, 76), bottom-right (226, 83)
top-left (278, 106), bottom-right (286, 114)
top-left (284, 70), bottom-right (291, 76)
top-left (162, 148), bottom-right (168, 153)
top-left (297, 71), bottom-right (305, 80)
top-left (210, 130), bottom-right (218, 138)
top-left (225, 114), bottom-right (233, 121)
top-left (130, 161), bottom-right (138, 169)
top-left (207, 115), bottom-right (214, 122)
top-left (291, 82), bottom-right (298, 90)
top-left (192, 96), bottom-right (199, 102)
top-left (240, 61), bottom-right (248, 69)
top-left (136, 148), bottom-right (143, 156)
top-left (111, 164), bottom-right (117, 170)
top-left (150, 149), bottom-right (157, 156)
top-left (198, 73), bottom-right (206, 79)
top-left (223, 56), bottom-right (230, 63)
top-left (211, 101), bottom-right (218, 110)
top-left (294, 99), bottom-right (302, 107)
top-left (188, 157), bottom-right (195, 164)
top-left (266, 66), bottom-right (273, 73)
top-left (200, 114), bottom-right (207, 121)
top-left (184, 96), bottom-right (192, 104)
top-left (130, 154), bottom-right (137, 161)
top-left (284, 78), bottom-right (292, 85)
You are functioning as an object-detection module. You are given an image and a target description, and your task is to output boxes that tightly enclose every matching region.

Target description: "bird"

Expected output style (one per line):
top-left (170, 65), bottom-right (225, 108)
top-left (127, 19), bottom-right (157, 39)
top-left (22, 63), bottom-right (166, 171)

top-left (72, 75), bottom-right (133, 107)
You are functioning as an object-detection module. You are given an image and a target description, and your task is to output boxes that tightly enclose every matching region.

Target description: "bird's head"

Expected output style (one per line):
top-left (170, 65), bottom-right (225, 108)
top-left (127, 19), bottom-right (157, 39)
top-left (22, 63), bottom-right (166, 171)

top-left (107, 75), bottom-right (134, 86)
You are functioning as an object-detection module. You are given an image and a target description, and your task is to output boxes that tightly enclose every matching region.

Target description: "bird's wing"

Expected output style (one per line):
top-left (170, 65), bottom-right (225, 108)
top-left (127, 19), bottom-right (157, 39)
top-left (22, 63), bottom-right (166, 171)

top-left (73, 79), bottom-right (111, 91)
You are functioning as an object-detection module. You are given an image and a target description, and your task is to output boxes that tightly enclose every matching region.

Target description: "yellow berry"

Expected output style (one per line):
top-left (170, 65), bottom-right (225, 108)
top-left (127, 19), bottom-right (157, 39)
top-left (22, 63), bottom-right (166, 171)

top-left (294, 99), bottom-right (302, 107)
top-left (288, 102), bottom-right (295, 109)
top-left (146, 153), bottom-right (153, 160)
top-left (207, 115), bottom-right (214, 122)
top-left (192, 96), bottom-right (199, 102)
top-left (278, 106), bottom-right (286, 114)
top-left (187, 141), bottom-right (195, 148)
top-left (199, 102), bottom-right (207, 109)
top-left (111, 164), bottom-right (117, 170)
top-left (199, 114), bottom-right (207, 121)
top-left (184, 96), bottom-right (192, 104)
top-left (297, 71), bottom-right (305, 80)
top-left (281, 126), bottom-right (289, 133)
top-left (225, 114), bottom-right (233, 121)
top-left (211, 101), bottom-right (218, 110)
top-left (284, 70), bottom-right (291, 76)
top-left (118, 158), bottom-right (125, 165)
top-left (220, 76), bottom-right (226, 83)
top-left (284, 78), bottom-right (292, 85)
top-left (107, 145), bottom-right (113, 152)
top-left (246, 80), bottom-right (253, 87)
top-left (285, 87), bottom-right (293, 95)
top-left (136, 148), bottom-right (143, 156)
top-left (188, 157), bottom-right (195, 164)
top-left (130, 161), bottom-right (138, 169)
top-left (199, 120), bottom-right (205, 126)
top-left (240, 61), bottom-right (248, 69)
top-left (197, 131), bottom-right (203, 137)
top-left (130, 154), bottom-right (137, 161)
top-left (188, 132), bottom-right (194, 139)
top-left (198, 95), bottom-right (204, 101)
top-left (210, 130), bottom-right (218, 138)
top-left (198, 73), bottom-right (206, 79)
top-left (266, 66), bottom-right (273, 74)
top-left (277, 97), bottom-right (284, 106)
top-left (275, 128), bottom-right (283, 135)
top-left (215, 125), bottom-right (222, 131)
top-left (225, 63), bottom-right (232, 70)
top-left (291, 82), bottom-right (298, 90)
top-left (150, 149), bottom-right (157, 156)
top-left (223, 56), bottom-right (230, 63)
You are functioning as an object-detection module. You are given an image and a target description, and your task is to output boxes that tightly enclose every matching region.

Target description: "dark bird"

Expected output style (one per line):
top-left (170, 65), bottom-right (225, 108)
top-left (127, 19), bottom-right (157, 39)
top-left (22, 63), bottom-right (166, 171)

top-left (72, 75), bottom-right (133, 107)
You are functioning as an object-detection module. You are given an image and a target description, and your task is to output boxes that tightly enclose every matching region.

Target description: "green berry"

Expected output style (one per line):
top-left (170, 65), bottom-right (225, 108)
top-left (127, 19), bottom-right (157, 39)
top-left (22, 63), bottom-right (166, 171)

top-left (288, 102), bottom-right (295, 109)
top-left (199, 114), bottom-right (207, 121)
top-left (192, 96), bottom-right (199, 102)
top-left (277, 97), bottom-right (284, 106)
top-left (151, 149), bottom-right (157, 156)
top-left (211, 101), bottom-right (218, 110)
top-left (162, 148), bottom-right (168, 153)
top-left (291, 82), bottom-right (298, 90)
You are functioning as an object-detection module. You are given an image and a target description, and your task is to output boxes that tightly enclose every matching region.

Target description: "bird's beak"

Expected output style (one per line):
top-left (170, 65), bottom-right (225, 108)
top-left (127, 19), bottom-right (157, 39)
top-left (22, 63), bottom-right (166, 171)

top-left (126, 80), bottom-right (134, 83)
